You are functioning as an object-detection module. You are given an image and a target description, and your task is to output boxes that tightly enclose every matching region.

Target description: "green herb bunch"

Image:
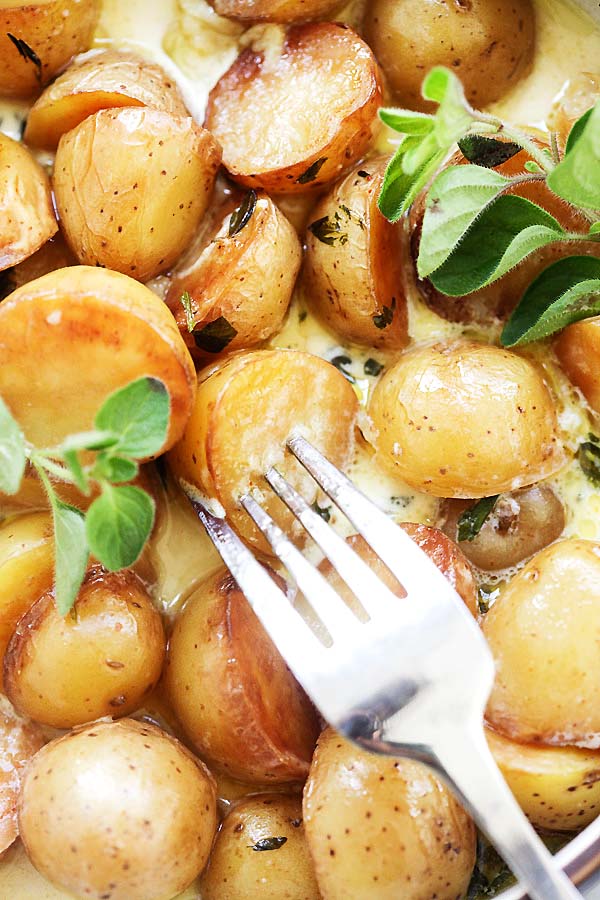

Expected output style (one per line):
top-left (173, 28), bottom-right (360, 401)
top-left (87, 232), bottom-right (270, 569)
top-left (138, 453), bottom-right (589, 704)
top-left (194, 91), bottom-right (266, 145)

top-left (378, 67), bottom-right (600, 346)
top-left (0, 377), bottom-right (169, 615)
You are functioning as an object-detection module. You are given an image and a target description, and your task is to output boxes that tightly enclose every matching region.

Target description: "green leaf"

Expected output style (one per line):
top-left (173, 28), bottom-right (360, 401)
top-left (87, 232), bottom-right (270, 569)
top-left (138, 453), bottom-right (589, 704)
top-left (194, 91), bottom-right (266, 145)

top-left (94, 454), bottom-right (139, 484)
top-left (86, 484), bottom-right (154, 571)
top-left (193, 317), bottom-right (238, 354)
top-left (0, 396), bottom-right (26, 495)
top-left (565, 107), bottom-right (593, 155)
top-left (63, 449), bottom-right (89, 494)
top-left (458, 135), bottom-right (521, 168)
top-left (457, 496), bottom-right (499, 542)
top-left (590, 222), bottom-right (600, 235)
top-left (547, 101), bottom-right (600, 209)
top-left (422, 66), bottom-right (473, 146)
top-left (51, 496), bottom-right (89, 615)
top-left (379, 108), bottom-right (434, 135)
top-left (378, 139), bottom-right (446, 222)
top-left (61, 430), bottom-right (119, 452)
top-left (524, 160), bottom-right (544, 174)
top-left (95, 377), bottom-right (170, 459)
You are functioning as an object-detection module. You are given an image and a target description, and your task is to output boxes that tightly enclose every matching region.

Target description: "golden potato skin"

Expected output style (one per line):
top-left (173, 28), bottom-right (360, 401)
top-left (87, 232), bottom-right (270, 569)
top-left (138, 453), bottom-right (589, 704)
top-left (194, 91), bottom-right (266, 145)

top-left (208, 0), bottom-right (344, 22)
top-left (25, 49), bottom-right (188, 151)
top-left (549, 72), bottom-right (600, 144)
top-left (18, 719), bottom-right (218, 900)
top-left (364, 0), bottom-right (535, 112)
top-left (165, 567), bottom-right (319, 782)
top-left (368, 341), bottom-right (565, 498)
top-left (205, 23), bottom-right (382, 193)
top-left (0, 695), bottom-right (44, 856)
top-left (303, 728), bottom-right (476, 900)
top-left (53, 107), bottom-right (221, 281)
top-left (556, 316), bottom-right (600, 414)
top-left (484, 540), bottom-right (600, 747)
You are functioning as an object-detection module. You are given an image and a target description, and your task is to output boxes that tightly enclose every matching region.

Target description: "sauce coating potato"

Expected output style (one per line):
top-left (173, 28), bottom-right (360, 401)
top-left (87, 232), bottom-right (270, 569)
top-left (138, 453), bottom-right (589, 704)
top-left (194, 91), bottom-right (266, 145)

top-left (303, 727), bottom-right (476, 899)
top-left (484, 540), bottom-right (600, 747)
top-left (368, 341), bottom-right (565, 498)
top-left (165, 567), bottom-right (319, 782)
top-left (548, 72), bottom-right (600, 144)
top-left (0, 266), bottom-right (196, 453)
top-left (204, 23), bottom-right (382, 193)
top-left (18, 719), bottom-right (218, 900)
top-left (25, 49), bottom-right (188, 151)
top-left (556, 316), bottom-right (600, 414)
top-left (0, 695), bottom-right (44, 856)
top-left (4, 566), bottom-right (165, 729)
top-left (303, 159), bottom-right (409, 351)
top-left (53, 107), bottom-right (221, 281)
top-left (208, 0), bottom-right (344, 22)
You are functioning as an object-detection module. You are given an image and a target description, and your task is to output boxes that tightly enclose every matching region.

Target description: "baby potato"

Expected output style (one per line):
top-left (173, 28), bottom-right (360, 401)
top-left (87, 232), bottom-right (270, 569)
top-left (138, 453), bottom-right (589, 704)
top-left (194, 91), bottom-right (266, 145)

top-left (204, 23), bottom-right (382, 193)
top-left (53, 107), bottom-right (221, 281)
top-left (548, 72), bottom-right (600, 144)
top-left (364, 0), bottom-right (535, 112)
top-left (25, 48), bottom-right (188, 151)
top-left (368, 340), bottom-right (565, 498)
top-left (167, 190), bottom-right (301, 361)
top-left (303, 727), bottom-right (476, 899)
top-left (4, 566), bottom-right (165, 729)
top-left (208, 0), bottom-right (344, 22)
top-left (556, 316), bottom-right (600, 414)
top-left (165, 567), bottom-right (319, 783)
top-left (0, 265), bottom-right (196, 453)
top-left (303, 159), bottom-right (408, 351)
top-left (18, 719), bottom-right (218, 900)
top-left (0, 0), bottom-right (101, 99)
top-left (0, 695), bottom-right (44, 856)
top-left (484, 539), bottom-right (600, 747)
top-left (0, 133), bottom-right (57, 271)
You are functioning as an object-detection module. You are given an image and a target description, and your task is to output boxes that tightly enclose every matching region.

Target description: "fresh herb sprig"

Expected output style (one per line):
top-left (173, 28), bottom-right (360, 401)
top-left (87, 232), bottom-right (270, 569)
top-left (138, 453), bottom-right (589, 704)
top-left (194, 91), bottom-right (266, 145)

top-left (0, 377), bottom-right (169, 615)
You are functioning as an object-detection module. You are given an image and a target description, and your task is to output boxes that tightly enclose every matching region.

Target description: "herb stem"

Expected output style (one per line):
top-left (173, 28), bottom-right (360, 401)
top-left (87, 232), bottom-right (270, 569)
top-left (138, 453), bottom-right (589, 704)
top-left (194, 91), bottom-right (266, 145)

top-left (29, 453), bottom-right (77, 485)
top-left (550, 131), bottom-right (561, 166)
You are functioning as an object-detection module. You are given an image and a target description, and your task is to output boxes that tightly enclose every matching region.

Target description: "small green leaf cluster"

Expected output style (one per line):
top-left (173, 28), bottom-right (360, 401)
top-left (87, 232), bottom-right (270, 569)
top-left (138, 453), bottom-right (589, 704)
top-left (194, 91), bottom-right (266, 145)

top-left (0, 377), bottom-right (170, 615)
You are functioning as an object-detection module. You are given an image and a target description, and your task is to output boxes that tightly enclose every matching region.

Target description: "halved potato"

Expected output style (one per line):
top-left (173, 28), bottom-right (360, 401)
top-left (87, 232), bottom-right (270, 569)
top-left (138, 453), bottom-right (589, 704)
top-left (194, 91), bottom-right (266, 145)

top-left (556, 317), bottom-right (600, 414)
top-left (548, 72), bottom-right (600, 144)
top-left (204, 23), bottom-right (382, 193)
top-left (0, 695), bottom-right (44, 857)
top-left (208, 0), bottom-right (344, 22)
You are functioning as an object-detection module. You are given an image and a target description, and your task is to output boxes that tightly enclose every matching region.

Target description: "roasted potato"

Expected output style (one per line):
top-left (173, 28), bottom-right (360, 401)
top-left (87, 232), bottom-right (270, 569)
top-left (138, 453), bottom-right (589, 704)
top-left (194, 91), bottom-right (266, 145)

top-left (556, 316), bottom-right (600, 414)
top-left (18, 719), bottom-right (218, 900)
top-left (484, 539), bottom-right (600, 747)
top-left (0, 265), bottom-right (196, 453)
top-left (0, 695), bottom-right (44, 856)
top-left (53, 107), bottom-right (221, 281)
top-left (303, 727), bottom-right (476, 899)
top-left (303, 159), bottom-right (409, 351)
top-left (368, 341), bottom-right (565, 498)
top-left (25, 48), bottom-right (188, 151)
top-left (0, 0), bottom-right (101, 99)
top-left (208, 0), bottom-right (344, 22)
top-left (204, 23), bottom-right (382, 193)
top-left (548, 72), bottom-right (600, 144)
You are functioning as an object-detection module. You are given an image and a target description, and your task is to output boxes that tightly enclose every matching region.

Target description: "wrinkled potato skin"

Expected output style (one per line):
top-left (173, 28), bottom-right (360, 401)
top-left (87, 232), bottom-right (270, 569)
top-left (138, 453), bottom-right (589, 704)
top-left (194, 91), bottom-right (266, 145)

top-left (0, 1), bottom-right (101, 99)
top-left (25, 49), bottom-right (188, 150)
top-left (0, 695), bottom-right (44, 856)
top-left (205, 24), bottom-right (382, 193)
top-left (368, 341), bottom-right (565, 498)
top-left (18, 719), bottom-right (218, 900)
top-left (209, 0), bottom-right (344, 22)
top-left (303, 728), bottom-right (476, 900)
top-left (556, 317), bottom-right (600, 414)
top-left (303, 159), bottom-right (408, 350)
top-left (548, 72), bottom-right (600, 144)
top-left (165, 567), bottom-right (319, 782)
top-left (54, 107), bottom-right (221, 281)
top-left (364, 0), bottom-right (534, 112)
top-left (201, 794), bottom-right (320, 899)
top-left (484, 540), bottom-right (600, 747)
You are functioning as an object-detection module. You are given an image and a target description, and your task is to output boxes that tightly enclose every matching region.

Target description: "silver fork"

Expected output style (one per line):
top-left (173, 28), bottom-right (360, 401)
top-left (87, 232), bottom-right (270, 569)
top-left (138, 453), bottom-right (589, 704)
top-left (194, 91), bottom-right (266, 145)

top-left (184, 434), bottom-right (581, 900)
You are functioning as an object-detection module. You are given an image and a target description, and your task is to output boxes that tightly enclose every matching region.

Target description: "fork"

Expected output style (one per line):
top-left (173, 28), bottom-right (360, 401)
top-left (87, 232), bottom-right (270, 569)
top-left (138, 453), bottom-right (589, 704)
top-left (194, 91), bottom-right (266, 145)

top-left (183, 434), bottom-right (581, 900)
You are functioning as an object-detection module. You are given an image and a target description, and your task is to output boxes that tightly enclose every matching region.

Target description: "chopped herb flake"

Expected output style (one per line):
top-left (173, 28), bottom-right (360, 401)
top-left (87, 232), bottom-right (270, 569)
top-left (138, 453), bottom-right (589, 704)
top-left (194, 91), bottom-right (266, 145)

top-left (7, 34), bottom-right (42, 81)
top-left (0, 268), bottom-right (16, 301)
top-left (250, 837), bottom-right (288, 852)
top-left (229, 190), bottom-right (257, 237)
top-left (180, 291), bottom-right (195, 332)
top-left (578, 441), bottom-right (600, 487)
top-left (312, 501), bottom-right (331, 523)
top-left (296, 157), bottom-right (327, 184)
top-left (298, 309), bottom-right (307, 323)
top-left (458, 135), bottom-right (521, 168)
top-left (357, 170), bottom-right (371, 179)
top-left (457, 496), bottom-right (499, 542)
top-left (309, 214), bottom-right (348, 246)
top-left (364, 358), bottom-right (384, 377)
top-left (194, 317), bottom-right (238, 354)
top-left (330, 355), bottom-right (356, 384)
top-left (372, 305), bottom-right (394, 329)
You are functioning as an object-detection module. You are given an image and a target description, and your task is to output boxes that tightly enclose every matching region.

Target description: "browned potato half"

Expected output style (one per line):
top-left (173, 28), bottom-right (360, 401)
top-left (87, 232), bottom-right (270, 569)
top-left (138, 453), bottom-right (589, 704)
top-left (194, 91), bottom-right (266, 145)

top-left (368, 341), bottom-right (565, 498)
top-left (364, 0), bottom-right (535, 112)
top-left (303, 727), bottom-right (476, 899)
top-left (549, 72), bottom-right (600, 144)
top-left (484, 539), bottom-right (600, 747)
top-left (18, 719), bottom-right (218, 900)
top-left (0, 695), bottom-right (44, 856)
top-left (167, 190), bottom-right (301, 361)
top-left (0, 0), bottom-right (101, 99)
top-left (165, 567), bottom-right (319, 782)
top-left (0, 133), bottom-right (57, 271)
top-left (0, 265), bottom-right (196, 452)
top-left (556, 316), bottom-right (600, 414)
top-left (205, 23), bottom-right (382, 193)
top-left (169, 349), bottom-right (358, 551)
top-left (53, 107), bottom-right (221, 281)
top-left (303, 159), bottom-right (408, 350)
top-left (201, 794), bottom-right (320, 899)
top-left (25, 48), bottom-right (188, 151)
top-left (208, 0), bottom-right (344, 22)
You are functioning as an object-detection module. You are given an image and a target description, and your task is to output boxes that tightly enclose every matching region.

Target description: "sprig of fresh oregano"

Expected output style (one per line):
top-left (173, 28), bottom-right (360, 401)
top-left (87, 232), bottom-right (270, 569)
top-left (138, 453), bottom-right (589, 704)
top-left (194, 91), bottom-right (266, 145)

top-left (378, 67), bottom-right (600, 346)
top-left (0, 377), bottom-right (169, 615)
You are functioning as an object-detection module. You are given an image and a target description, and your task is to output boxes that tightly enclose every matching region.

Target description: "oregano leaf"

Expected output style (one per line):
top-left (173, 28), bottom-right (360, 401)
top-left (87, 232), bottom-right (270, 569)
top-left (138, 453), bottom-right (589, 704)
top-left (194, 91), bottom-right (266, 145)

top-left (565, 107), bottom-right (593, 155)
top-left (193, 317), bottom-right (238, 353)
top-left (63, 449), bottom-right (89, 494)
top-left (0, 396), bottom-right (26, 495)
top-left (95, 377), bottom-right (170, 459)
top-left (457, 496), bottom-right (499, 542)
top-left (379, 139), bottom-right (446, 222)
top-left (50, 494), bottom-right (89, 615)
top-left (86, 484), bottom-right (154, 571)
top-left (379, 108), bottom-right (434, 135)
top-left (547, 100), bottom-right (600, 209)
top-left (94, 454), bottom-right (139, 484)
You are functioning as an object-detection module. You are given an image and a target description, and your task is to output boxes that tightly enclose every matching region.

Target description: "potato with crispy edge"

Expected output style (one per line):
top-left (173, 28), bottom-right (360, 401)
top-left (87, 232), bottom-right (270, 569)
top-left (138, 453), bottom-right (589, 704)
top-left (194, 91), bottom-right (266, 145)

top-left (18, 719), bottom-right (218, 900)
top-left (368, 340), bottom-right (565, 498)
top-left (0, 266), bottom-right (196, 453)
top-left (556, 316), bottom-right (600, 414)
top-left (205, 23), bottom-right (382, 194)
top-left (0, 695), bottom-right (44, 856)
top-left (208, 0), bottom-right (344, 22)
top-left (25, 48), bottom-right (188, 151)
top-left (53, 107), bottom-right (221, 281)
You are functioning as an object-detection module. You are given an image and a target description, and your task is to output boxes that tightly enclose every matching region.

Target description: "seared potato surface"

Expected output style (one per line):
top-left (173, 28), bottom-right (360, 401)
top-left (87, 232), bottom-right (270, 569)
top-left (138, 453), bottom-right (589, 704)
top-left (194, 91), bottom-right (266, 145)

top-left (208, 0), bottom-right (344, 22)
top-left (556, 316), bottom-right (600, 414)
top-left (0, 695), bottom-right (44, 856)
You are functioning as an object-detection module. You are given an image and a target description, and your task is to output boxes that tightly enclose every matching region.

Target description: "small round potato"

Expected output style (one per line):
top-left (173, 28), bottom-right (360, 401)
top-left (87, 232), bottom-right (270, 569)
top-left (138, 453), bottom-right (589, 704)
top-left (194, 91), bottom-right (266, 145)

top-left (548, 72), bottom-right (600, 144)
top-left (368, 341), bottom-right (565, 498)
top-left (208, 0), bottom-right (344, 22)
top-left (53, 107), bottom-right (221, 281)
top-left (364, 0), bottom-right (535, 111)
top-left (0, 695), bottom-right (44, 856)
top-left (18, 719), bottom-right (218, 900)
top-left (303, 727), bottom-right (476, 899)
top-left (556, 316), bottom-right (600, 415)
top-left (25, 48), bottom-right (188, 151)
top-left (204, 23), bottom-right (382, 193)
top-left (165, 567), bottom-right (319, 782)
top-left (303, 159), bottom-right (409, 351)
top-left (484, 539), bottom-right (600, 747)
